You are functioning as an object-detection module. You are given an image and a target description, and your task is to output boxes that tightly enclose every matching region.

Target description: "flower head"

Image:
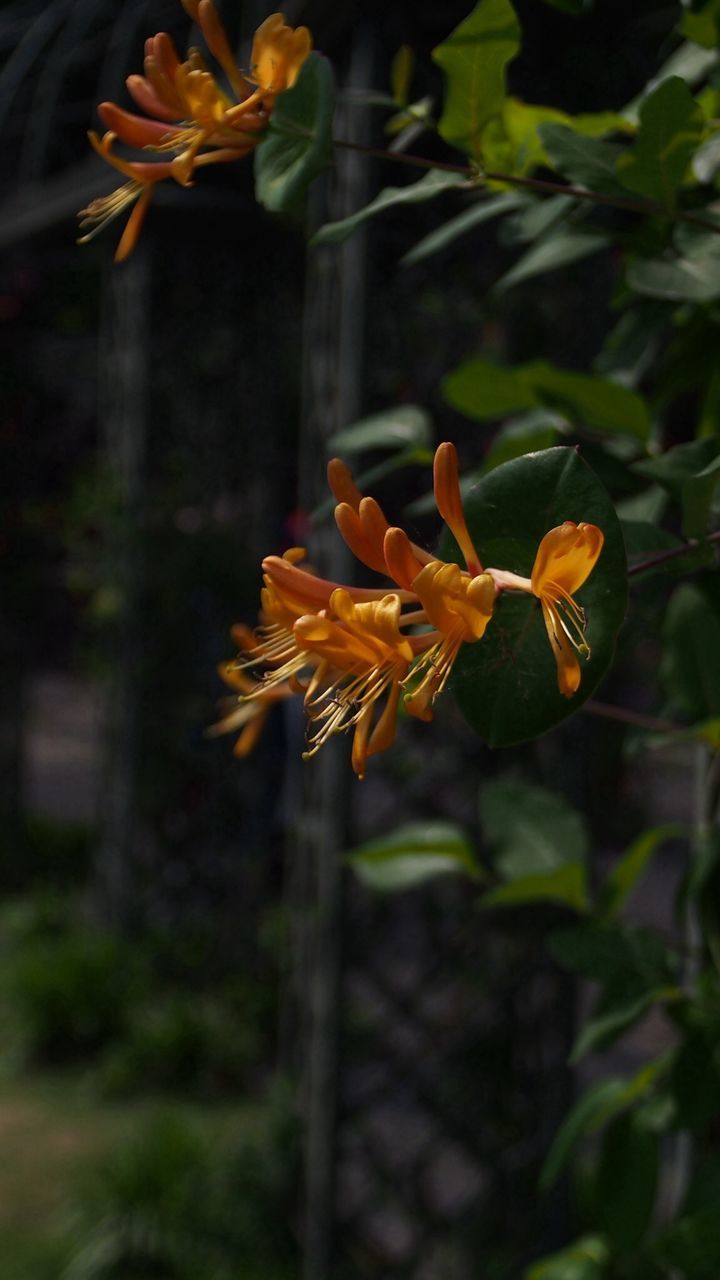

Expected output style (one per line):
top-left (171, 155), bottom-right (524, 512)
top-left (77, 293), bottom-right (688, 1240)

top-left (530, 521), bottom-right (604, 697)
top-left (250, 13), bottom-right (313, 100)
top-left (79, 4), bottom-right (311, 259)
top-left (295, 590), bottom-right (413, 779)
top-left (218, 443), bottom-right (605, 776)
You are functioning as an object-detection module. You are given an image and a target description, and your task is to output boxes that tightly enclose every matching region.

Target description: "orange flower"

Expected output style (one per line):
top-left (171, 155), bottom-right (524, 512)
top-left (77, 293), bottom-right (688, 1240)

top-left (249, 13), bottom-right (313, 101)
top-left (295, 590), bottom-right (414, 779)
top-left (530, 521), bottom-right (604, 697)
top-left (79, 4), bottom-right (311, 259)
top-left (218, 444), bottom-right (604, 776)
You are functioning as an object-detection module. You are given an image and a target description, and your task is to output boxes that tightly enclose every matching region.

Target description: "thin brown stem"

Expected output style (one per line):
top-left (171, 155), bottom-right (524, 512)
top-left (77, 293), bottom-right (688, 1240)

top-left (628, 530), bottom-right (720, 578)
top-left (333, 138), bottom-right (720, 236)
top-left (583, 700), bottom-right (683, 734)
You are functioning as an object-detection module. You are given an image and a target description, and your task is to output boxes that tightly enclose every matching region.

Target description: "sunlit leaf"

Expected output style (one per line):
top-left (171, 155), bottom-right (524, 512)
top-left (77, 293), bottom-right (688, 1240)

top-left (681, 0), bottom-right (720, 49)
top-left (616, 77), bottom-right (703, 208)
top-left (390, 44), bottom-right (414, 106)
top-left (481, 864), bottom-right (588, 910)
top-left (525, 1236), bottom-right (609, 1280)
top-left (443, 357), bottom-right (650, 441)
top-left (432, 0), bottom-right (521, 157)
top-left (346, 822), bottom-right (480, 892)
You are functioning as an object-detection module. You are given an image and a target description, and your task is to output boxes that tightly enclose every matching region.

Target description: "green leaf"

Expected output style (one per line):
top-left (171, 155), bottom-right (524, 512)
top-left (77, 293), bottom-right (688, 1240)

top-left (312, 168), bottom-right (471, 247)
top-left (548, 922), bottom-right (676, 988)
top-left (594, 1112), bottom-right (659, 1252)
top-left (634, 437), bottom-right (720, 534)
top-left (595, 303), bottom-right (668, 385)
top-left (653, 1208), bottom-right (720, 1277)
top-left (625, 41), bottom-right (719, 124)
top-left (627, 249), bottom-right (720, 303)
top-left (443, 357), bottom-right (539, 418)
top-left (443, 357), bottom-right (650, 441)
top-left (446, 448), bottom-right (627, 746)
top-left (615, 78), bottom-right (704, 208)
top-left (390, 44), bottom-right (414, 106)
top-left (540, 1062), bottom-right (666, 1191)
top-left (400, 192), bottom-right (523, 267)
top-left (327, 405), bottom-right (432, 454)
top-left (671, 1027), bottom-right (720, 1128)
top-left (483, 410), bottom-right (562, 471)
top-left (599, 826), bottom-right (680, 919)
top-left (481, 778), bottom-right (588, 877)
top-left (525, 1236), bottom-right (609, 1280)
top-left (540, 1079), bottom-right (630, 1191)
top-left (621, 521), bottom-right (686, 574)
top-left (345, 822), bottom-right (480, 892)
top-left (481, 863), bottom-right (588, 911)
top-left (494, 227), bottom-right (611, 292)
top-left (484, 98), bottom-right (633, 179)
top-left (432, 0), bottom-right (521, 157)
top-left (571, 986), bottom-right (677, 1062)
top-left (539, 123), bottom-right (628, 194)
top-left (254, 53), bottom-right (335, 213)
top-left (661, 579), bottom-right (720, 721)
top-left (681, 0), bottom-right (720, 49)
top-left (526, 363), bottom-right (650, 441)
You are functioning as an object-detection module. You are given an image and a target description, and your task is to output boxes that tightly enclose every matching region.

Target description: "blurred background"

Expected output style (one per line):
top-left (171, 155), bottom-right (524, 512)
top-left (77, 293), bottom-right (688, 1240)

top-left (0, 1), bottom-right (694, 1277)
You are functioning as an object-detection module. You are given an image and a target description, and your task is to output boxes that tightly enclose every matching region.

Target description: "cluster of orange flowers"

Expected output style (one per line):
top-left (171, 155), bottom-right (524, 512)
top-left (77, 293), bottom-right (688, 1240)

top-left (78, 3), bottom-right (311, 261)
top-left (210, 444), bottom-right (604, 778)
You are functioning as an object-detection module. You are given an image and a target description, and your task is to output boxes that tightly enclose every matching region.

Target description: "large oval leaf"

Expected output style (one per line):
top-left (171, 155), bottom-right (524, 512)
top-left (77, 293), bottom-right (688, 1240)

top-left (444, 447), bottom-right (627, 746)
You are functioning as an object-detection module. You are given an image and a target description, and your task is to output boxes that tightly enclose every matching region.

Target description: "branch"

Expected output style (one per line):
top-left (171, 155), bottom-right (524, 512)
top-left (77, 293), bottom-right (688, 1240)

top-left (332, 139), bottom-right (720, 236)
top-left (628, 530), bottom-right (720, 578)
top-left (583, 700), bottom-right (683, 734)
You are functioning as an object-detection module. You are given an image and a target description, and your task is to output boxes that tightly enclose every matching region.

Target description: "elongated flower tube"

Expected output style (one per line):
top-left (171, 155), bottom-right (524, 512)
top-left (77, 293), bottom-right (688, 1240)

top-left (403, 560), bottom-right (495, 720)
top-left (530, 521), bottom-right (604, 697)
top-left (79, 5), bottom-right (311, 259)
top-left (294, 590), bottom-right (414, 779)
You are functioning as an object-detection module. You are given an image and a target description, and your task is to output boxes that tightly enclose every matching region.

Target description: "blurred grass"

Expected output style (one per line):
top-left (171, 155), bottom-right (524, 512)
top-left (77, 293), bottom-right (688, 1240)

top-left (0, 1072), bottom-right (258, 1278)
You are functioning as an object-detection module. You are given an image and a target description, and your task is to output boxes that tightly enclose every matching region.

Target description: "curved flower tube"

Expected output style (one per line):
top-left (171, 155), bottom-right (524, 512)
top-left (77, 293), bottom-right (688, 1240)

top-left (530, 521), bottom-right (604, 697)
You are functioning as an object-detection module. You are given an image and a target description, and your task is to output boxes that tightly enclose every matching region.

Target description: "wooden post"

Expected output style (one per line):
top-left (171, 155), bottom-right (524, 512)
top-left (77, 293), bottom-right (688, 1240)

top-left (295, 26), bottom-right (375, 1280)
top-left (95, 243), bottom-right (150, 930)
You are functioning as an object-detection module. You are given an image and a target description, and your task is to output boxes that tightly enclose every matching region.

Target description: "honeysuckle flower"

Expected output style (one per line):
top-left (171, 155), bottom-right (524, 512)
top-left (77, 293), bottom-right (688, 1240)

top-left (403, 560), bottom-right (496, 720)
top-left (79, 4), bottom-right (311, 260)
top-left (530, 521), bottom-right (604, 698)
top-left (248, 12), bottom-right (313, 102)
top-left (487, 520), bottom-right (604, 697)
top-left (218, 442), bottom-right (604, 776)
top-left (295, 590), bottom-right (414, 779)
